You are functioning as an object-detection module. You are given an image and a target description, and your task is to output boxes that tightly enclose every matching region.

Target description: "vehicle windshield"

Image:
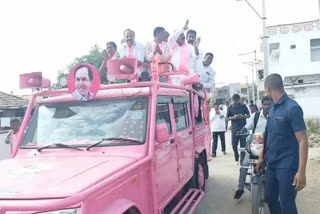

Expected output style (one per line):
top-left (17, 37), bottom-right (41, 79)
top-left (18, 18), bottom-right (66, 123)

top-left (21, 97), bottom-right (148, 148)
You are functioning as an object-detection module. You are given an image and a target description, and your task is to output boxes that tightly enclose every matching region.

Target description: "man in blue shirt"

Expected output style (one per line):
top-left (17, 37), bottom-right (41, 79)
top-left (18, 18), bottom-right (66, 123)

top-left (227, 94), bottom-right (250, 164)
top-left (257, 73), bottom-right (308, 214)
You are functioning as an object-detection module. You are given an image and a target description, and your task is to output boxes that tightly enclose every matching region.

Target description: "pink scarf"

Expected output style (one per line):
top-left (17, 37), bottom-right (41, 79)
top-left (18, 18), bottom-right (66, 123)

top-left (112, 51), bottom-right (119, 60)
top-left (171, 42), bottom-right (190, 75)
top-left (128, 45), bottom-right (134, 58)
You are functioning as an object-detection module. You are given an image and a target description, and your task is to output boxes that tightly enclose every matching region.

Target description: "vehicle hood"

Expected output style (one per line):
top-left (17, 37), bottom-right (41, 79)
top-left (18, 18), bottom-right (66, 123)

top-left (0, 155), bottom-right (137, 199)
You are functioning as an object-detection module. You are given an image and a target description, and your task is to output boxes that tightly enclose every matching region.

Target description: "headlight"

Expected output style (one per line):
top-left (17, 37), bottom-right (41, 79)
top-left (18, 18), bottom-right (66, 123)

top-left (38, 208), bottom-right (81, 214)
top-left (250, 143), bottom-right (263, 156)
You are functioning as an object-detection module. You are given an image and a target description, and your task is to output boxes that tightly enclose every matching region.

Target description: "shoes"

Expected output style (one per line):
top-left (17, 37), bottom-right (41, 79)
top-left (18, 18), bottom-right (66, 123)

top-left (223, 151), bottom-right (227, 155)
top-left (234, 189), bottom-right (244, 199)
top-left (211, 153), bottom-right (216, 158)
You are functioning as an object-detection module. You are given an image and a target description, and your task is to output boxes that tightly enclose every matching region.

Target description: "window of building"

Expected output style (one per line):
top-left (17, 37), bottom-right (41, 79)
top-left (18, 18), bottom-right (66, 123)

top-left (174, 103), bottom-right (189, 131)
top-left (241, 88), bottom-right (247, 95)
top-left (310, 39), bottom-right (320, 62)
top-left (156, 103), bottom-right (172, 134)
top-left (290, 45), bottom-right (296, 49)
top-left (269, 43), bottom-right (280, 55)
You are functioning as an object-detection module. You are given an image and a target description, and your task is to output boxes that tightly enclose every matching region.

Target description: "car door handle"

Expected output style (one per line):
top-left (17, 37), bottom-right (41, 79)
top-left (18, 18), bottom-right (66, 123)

top-left (170, 139), bottom-right (175, 144)
top-left (189, 131), bottom-right (193, 135)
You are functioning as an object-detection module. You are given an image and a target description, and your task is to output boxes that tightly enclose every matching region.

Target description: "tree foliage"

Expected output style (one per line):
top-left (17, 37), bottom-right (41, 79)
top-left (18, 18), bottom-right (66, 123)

top-left (55, 44), bottom-right (106, 88)
top-left (67, 44), bottom-right (104, 71)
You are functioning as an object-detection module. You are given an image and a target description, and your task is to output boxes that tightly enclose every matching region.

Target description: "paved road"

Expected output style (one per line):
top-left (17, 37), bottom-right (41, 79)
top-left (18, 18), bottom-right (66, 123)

top-left (195, 131), bottom-right (254, 214)
top-left (195, 131), bottom-right (320, 214)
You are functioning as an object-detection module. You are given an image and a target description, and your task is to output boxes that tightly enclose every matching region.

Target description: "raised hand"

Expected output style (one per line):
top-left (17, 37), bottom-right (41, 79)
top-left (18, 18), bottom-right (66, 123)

top-left (103, 49), bottom-right (111, 61)
top-left (183, 19), bottom-right (189, 31)
top-left (153, 43), bottom-right (162, 55)
top-left (194, 37), bottom-right (201, 48)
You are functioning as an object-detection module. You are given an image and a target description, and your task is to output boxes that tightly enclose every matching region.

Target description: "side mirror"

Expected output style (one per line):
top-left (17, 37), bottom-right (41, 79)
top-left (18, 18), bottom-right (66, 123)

top-left (156, 123), bottom-right (169, 144)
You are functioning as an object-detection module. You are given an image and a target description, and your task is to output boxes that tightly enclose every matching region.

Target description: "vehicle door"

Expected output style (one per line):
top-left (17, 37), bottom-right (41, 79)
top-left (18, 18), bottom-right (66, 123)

top-left (172, 96), bottom-right (194, 182)
top-left (192, 92), bottom-right (211, 159)
top-left (154, 97), bottom-right (180, 205)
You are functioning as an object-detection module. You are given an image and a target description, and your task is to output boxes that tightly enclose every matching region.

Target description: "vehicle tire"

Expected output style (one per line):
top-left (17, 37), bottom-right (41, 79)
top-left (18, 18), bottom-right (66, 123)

top-left (188, 156), bottom-right (206, 191)
top-left (251, 175), bottom-right (269, 214)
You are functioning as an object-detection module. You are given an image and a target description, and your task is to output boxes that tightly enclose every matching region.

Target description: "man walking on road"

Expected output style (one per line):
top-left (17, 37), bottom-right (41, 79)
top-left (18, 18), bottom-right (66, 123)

top-left (227, 94), bottom-right (250, 164)
top-left (233, 96), bottom-right (271, 199)
top-left (210, 103), bottom-right (227, 157)
top-left (257, 73), bottom-right (309, 214)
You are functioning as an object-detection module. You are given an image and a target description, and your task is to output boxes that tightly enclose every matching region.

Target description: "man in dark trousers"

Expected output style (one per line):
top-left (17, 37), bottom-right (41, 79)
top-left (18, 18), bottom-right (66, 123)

top-left (227, 94), bottom-right (250, 164)
top-left (257, 73), bottom-right (308, 214)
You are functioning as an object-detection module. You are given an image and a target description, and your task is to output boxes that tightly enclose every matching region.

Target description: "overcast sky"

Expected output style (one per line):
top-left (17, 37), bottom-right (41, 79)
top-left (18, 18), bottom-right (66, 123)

top-left (0, 0), bottom-right (319, 95)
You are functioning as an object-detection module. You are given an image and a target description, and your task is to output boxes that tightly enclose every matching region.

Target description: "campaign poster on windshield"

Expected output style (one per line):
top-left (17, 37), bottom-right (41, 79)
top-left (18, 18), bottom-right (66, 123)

top-left (68, 63), bottom-right (101, 101)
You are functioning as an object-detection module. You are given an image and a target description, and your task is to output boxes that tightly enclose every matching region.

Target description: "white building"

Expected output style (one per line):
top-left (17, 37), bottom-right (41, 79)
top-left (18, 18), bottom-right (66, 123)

top-left (267, 19), bottom-right (320, 118)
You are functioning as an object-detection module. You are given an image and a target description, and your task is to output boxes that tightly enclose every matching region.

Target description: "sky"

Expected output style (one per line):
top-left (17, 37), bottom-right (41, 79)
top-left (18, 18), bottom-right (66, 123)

top-left (0, 0), bottom-right (319, 95)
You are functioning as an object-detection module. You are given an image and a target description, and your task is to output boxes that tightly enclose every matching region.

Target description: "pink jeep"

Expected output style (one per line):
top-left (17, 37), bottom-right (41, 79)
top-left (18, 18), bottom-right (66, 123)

top-left (0, 63), bottom-right (212, 214)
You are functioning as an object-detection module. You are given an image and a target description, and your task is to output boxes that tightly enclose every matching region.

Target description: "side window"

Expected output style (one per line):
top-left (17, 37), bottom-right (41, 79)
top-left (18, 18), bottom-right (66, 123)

top-left (195, 95), bottom-right (204, 125)
top-left (156, 104), bottom-right (172, 134)
top-left (174, 103), bottom-right (190, 131)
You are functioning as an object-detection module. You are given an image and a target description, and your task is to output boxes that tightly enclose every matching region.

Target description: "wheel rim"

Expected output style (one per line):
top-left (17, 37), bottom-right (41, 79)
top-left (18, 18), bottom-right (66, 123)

top-left (198, 164), bottom-right (205, 190)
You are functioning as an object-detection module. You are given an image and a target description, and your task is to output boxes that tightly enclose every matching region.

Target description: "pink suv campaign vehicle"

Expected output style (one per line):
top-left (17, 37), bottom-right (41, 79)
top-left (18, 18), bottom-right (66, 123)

top-left (0, 60), bottom-right (212, 214)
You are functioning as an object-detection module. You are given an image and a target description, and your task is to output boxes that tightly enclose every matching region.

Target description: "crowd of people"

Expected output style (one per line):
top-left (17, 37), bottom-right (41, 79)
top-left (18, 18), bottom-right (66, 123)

top-left (209, 73), bottom-right (309, 214)
top-left (99, 20), bottom-right (215, 89)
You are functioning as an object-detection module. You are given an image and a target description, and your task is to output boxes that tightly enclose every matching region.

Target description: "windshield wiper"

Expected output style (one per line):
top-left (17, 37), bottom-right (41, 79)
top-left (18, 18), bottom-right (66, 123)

top-left (37, 143), bottom-right (84, 152)
top-left (86, 137), bottom-right (142, 151)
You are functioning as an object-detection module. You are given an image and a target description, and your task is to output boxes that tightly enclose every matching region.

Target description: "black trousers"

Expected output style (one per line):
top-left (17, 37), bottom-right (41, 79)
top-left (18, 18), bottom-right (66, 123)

top-left (212, 132), bottom-right (226, 154)
top-left (231, 131), bottom-right (246, 162)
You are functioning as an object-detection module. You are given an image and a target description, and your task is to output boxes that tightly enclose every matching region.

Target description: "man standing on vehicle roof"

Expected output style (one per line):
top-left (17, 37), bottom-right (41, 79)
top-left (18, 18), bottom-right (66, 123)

top-left (168, 20), bottom-right (200, 85)
top-left (186, 29), bottom-right (203, 67)
top-left (257, 73), bottom-right (308, 214)
top-left (99, 41), bottom-right (120, 84)
top-left (233, 96), bottom-right (272, 199)
top-left (196, 52), bottom-right (215, 90)
top-left (119, 29), bottom-right (145, 74)
top-left (227, 94), bottom-right (250, 164)
top-left (145, 26), bottom-right (171, 81)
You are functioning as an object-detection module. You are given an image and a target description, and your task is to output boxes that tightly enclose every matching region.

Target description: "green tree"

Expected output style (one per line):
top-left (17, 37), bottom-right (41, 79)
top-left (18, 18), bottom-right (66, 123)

top-left (55, 44), bottom-right (107, 86)
top-left (67, 44), bottom-right (104, 71)
top-left (53, 69), bottom-right (68, 89)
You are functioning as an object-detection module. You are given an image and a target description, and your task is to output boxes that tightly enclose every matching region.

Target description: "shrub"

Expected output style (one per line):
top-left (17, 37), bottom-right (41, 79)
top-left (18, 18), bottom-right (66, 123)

top-left (306, 119), bottom-right (320, 148)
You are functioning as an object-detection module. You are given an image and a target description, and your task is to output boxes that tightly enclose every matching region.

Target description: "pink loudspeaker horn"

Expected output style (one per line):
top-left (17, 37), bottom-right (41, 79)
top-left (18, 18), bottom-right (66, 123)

top-left (20, 72), bottom-right (51, 89)
top-left (181, 73), bottom-right (200, 86)
top-left (107, 58), bottom-right (137, 82)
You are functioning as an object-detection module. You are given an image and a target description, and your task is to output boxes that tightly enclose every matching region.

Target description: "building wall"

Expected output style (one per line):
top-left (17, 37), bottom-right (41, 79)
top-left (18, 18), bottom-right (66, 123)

top-left (285, 85), bottom-right (320, 119)
top-left (267, 20), bottom-right (320, 118)
top-left (267, 20), bottom-right (320, 77)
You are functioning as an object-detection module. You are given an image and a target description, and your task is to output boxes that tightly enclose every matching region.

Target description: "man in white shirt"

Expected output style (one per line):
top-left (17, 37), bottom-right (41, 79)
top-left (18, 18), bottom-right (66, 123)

top-left (119, 29), bottom-right (145, 74)
top-left (145, 26), bottom-right (171, 81)
top-left (186, 29), bottom-right (204, 67)
top-left (210, 103), bottom-right (227, 157)
top-left (196, 53), bottom-right (216, 90)
top-left (234, 96), bottom-right (272, 199)
top-left (168, 20), bottom-right (200, 84)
